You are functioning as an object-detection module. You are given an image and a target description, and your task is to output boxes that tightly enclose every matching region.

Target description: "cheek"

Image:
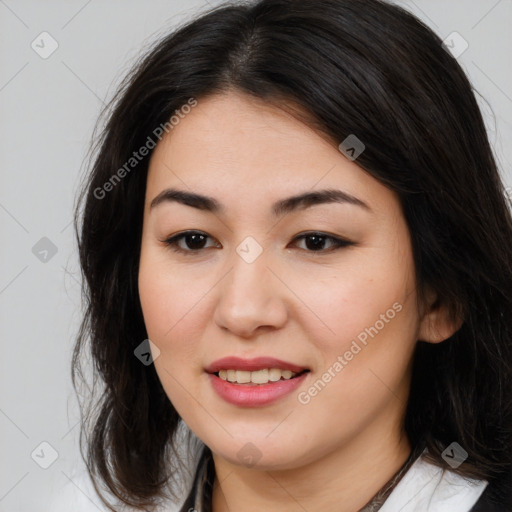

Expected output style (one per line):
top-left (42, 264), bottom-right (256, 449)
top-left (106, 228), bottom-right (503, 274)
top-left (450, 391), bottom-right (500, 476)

top-left (138, 248), bottom-right (205, 382)
top-left (310, 250), bottom-right (418, 404)
top-left (138, 253), bottom-right (208, 418)
top-left (138, 244), bottom-right (207, 340)
top-left (293, 276), bottom-right (417, 452)
top-left (289, 247), bottom-right (416, 362)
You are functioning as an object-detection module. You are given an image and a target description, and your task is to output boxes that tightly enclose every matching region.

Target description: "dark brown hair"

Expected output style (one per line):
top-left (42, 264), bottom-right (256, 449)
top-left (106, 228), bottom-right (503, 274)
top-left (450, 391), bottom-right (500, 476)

top-left (72, 0), bottom-right (512, 510)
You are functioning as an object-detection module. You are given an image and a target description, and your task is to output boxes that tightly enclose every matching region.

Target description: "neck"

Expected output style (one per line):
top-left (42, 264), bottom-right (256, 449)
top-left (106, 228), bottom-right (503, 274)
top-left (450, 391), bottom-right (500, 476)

top-left (211, 419), bottom-right (412, 512)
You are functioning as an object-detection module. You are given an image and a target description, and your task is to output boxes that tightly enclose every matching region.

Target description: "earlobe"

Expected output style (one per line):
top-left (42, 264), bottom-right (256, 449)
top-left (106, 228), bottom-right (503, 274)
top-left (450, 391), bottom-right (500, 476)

top-left (417, 290), bottom-right (464, 344)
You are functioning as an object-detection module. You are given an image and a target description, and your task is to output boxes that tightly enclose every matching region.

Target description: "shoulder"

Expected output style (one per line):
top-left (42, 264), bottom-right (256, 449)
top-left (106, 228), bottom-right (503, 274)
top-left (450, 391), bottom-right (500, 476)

top-left (380, 450), bottom-right (489, 512)
top-left (48, 469), bottom-right (110, 512)
top-left (470, 470), bottom-right (512, 512)
top-left (48, 469), bottom-right (184, 512)
top-left (48, 421), bottom-right (203, 511)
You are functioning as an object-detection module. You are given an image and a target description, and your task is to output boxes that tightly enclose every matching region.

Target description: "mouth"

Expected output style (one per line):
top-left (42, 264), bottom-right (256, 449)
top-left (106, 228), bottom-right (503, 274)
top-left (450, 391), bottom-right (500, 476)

top-left (205, 356), bottom-right (310, 407)
top-left (205, 356), bottom-right (309, 380)
top-left (211, 368), bottom-right (310, 385)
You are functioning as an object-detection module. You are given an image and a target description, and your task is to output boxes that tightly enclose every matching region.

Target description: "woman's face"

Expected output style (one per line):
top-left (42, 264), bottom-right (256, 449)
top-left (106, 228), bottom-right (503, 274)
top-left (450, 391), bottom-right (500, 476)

top-left (138, 90), bottom-right (423, 470)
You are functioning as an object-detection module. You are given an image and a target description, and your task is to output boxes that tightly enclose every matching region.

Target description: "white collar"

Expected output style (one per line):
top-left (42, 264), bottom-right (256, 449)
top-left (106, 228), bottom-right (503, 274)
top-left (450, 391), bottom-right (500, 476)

top-left (379, 449), bottom-right (488, 512)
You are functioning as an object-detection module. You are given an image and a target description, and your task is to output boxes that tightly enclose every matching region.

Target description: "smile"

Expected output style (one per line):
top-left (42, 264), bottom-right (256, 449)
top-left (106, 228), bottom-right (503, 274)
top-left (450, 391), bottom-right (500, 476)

top-left (216, 368), bottom-right (303, 384)
top-left (205, 356), bottom-right (310, 407)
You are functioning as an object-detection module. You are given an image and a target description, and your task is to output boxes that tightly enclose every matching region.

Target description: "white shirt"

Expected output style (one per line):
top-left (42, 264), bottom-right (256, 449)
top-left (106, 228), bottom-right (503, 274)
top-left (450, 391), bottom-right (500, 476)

top-left (49, 447), bottom-right (488, 511)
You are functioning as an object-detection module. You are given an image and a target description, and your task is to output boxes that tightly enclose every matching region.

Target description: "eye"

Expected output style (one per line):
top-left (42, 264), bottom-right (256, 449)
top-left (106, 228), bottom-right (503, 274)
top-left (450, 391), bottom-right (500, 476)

top-left (161, 230), bottom-right (354, 255)
top-left (290, 232), bottom-right (354, 253)
top-left (162, 231), bottom-right (219, 254)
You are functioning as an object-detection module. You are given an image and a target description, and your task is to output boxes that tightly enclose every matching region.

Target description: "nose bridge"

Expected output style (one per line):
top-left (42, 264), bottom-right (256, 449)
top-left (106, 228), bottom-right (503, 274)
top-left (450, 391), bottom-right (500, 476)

top-left (226, 234), bottom-right (273, 303)
top-left (213, 235), bottom-right (287, 335)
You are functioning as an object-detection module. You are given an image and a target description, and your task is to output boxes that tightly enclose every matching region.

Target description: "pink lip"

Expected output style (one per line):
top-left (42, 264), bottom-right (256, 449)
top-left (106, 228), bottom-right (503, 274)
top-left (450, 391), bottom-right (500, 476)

top-left (205, 356), bottom-right (308, 374)
top-left (207, 371), bottom-right (309, 407)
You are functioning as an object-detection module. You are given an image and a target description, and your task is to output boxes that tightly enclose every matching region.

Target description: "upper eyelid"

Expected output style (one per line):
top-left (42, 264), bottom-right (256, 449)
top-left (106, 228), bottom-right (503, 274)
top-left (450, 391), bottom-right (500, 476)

top-left (162, 230), bottom-right (353, 250)
top-left (162, 230), bottom-right (348, 241)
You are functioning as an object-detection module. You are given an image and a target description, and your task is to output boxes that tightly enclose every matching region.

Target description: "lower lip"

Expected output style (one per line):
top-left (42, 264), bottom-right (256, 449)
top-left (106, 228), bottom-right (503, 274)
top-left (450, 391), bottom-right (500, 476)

top-left (208, 372), bottom-right (309, 407)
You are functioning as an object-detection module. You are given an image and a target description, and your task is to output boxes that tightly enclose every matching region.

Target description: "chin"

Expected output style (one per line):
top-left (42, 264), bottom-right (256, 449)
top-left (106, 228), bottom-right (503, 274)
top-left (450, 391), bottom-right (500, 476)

top-left (207, 435), bottom-right (314, 471)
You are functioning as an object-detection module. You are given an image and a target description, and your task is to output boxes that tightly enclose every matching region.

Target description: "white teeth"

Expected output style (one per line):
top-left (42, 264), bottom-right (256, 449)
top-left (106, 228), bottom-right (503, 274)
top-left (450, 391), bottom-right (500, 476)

top-left (236, 370), bottom-right (251, 383)
top-left (218, 368), bottom-right (300, 384)
top-left (251, 369), bottom-right (268, 384)
top-left (269, 368), bottom-right (281, 381)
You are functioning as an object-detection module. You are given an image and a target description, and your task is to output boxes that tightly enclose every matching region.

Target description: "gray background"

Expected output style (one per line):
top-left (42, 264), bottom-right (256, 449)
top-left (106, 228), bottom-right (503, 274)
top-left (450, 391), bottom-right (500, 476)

top-left (1, 0), bottom-right (511, 510)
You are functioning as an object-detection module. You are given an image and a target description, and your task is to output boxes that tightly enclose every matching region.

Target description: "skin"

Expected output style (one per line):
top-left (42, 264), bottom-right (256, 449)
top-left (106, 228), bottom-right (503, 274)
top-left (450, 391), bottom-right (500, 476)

top-left (138, 89), bottom-right (459, 512)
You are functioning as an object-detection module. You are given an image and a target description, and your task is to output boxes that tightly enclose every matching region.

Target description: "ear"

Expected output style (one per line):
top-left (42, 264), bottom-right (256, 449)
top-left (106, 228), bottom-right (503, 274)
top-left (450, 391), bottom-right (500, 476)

top-left (417, 288), bottom-right (463, 343)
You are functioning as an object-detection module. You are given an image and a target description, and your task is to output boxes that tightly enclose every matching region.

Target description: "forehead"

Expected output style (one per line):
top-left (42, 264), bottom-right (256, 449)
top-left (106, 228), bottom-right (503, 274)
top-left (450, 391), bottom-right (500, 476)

top-left (151, 91), bottom-right (336, 172)
top-left (145, 91), bottom-right (399, 218)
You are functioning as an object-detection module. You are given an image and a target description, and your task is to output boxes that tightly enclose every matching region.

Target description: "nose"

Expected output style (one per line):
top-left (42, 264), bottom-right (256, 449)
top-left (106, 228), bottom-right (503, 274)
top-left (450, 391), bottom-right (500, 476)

top-left (213, 246), bottom-right (288, 339)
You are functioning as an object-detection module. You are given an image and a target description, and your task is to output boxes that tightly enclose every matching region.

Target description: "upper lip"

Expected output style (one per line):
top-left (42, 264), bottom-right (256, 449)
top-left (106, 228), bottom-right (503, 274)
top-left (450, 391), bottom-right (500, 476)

top-left (205, 356), bottom-right (308, 374)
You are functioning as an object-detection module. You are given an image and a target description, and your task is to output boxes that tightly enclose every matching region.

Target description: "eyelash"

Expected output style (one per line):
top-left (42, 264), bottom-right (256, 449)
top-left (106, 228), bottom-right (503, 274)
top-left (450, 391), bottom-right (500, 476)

top-left (161, 230), bottom-right (354, 255)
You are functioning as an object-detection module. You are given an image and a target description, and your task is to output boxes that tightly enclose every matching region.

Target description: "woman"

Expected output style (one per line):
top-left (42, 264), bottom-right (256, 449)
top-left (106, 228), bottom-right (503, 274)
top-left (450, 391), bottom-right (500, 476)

top-left (56, 0), bottom-right (512, 510)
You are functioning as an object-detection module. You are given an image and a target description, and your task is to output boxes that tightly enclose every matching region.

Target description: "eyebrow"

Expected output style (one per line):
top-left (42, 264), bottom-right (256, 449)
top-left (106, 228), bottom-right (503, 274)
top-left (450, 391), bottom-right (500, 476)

top-left (149, 187), bottom-right (371, 217)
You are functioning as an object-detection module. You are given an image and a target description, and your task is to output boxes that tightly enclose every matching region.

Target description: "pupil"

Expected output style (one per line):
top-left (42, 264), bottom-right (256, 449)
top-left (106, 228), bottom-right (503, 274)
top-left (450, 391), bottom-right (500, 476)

top-left (306, 235), bottom-right (325, 251)
top-left (187, 233), bottom-right (206, 249)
